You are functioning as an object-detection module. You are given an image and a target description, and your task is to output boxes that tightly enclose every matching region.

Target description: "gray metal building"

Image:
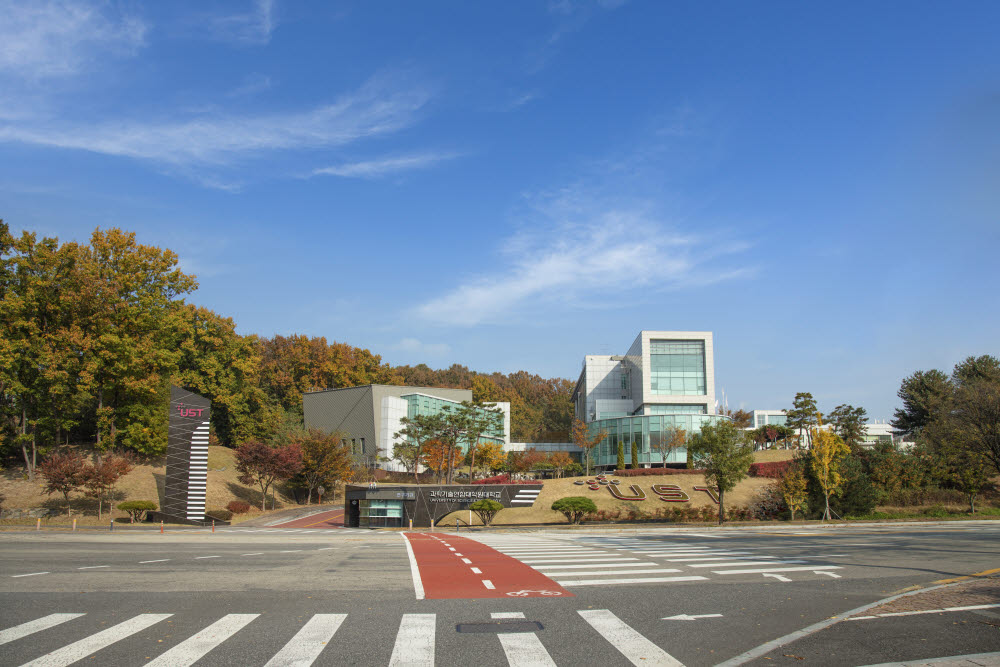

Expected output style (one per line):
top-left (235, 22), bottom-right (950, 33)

top-left (303, 384), bottom-right (473, 463)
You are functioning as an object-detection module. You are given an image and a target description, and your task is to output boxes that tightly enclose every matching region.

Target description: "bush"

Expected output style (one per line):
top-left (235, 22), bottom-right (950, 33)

top-left (749, 461), bottom-right (793, 479)
top-left (551, 497), bottom-right (597, 524)
top-left (469, 499), bottom-right (503, 526)
top-left (616, 467), bottom-right (706, 476)
top-left (117, 500), bottom-right (157, 522)
top-left (747, 484), bottom-right (788, 520)
top-left (226, 501), bottom-right (253, 514)
top-left (206, 509), bottom-right (233, 521)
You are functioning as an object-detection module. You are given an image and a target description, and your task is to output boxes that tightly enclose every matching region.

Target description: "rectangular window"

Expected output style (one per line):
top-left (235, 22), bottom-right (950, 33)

top-left (650, 340), bottom-right (706, 396)
top-left (359, 437), bottom-right (366, 452)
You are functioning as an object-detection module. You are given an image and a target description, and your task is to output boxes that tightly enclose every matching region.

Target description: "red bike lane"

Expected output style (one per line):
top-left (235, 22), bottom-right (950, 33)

top-left (403, 532), bottom-right (573, 600)
top-left (269, 508), bottom-right (345, 529)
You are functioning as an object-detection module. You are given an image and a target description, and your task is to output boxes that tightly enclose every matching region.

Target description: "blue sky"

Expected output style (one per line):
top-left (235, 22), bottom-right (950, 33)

top-left (2, 1), bottom-right (998, 421)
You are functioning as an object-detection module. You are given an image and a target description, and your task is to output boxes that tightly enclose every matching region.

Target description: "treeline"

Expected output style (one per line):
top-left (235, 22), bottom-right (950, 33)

top-left (0, 224), bottom-right (574, 477)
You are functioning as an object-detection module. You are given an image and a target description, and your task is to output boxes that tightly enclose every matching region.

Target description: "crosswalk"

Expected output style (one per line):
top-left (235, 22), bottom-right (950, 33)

top-left (471, 535), bottom-right (843, 588)
top-left (199, 527), bottom-right (369, 535)
top-left (0, 609), bottom-right (681, 666)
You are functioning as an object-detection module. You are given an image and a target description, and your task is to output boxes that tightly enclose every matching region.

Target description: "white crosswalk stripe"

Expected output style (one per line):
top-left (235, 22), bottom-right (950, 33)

top-left (264, 614), bottom-right (346, 667)
top-left (2, 609), bottom-right (697, 666)
top-left (20, 613), bottom-right (172, 667)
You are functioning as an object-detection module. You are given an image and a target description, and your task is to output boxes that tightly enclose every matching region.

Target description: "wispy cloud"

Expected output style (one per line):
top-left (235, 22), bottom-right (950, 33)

top-left (311, 152), bottom-right (459, 179)
top-left (0, 0), bottom-right (146, 79)
top-left (390, 338), bottom-right (452, 357)
top-left (414, 192), bottom-right (752, 326)
top-left (206, 0), bottom-right (277, 45)
top-left (0, 74), bottom-right (432, 166)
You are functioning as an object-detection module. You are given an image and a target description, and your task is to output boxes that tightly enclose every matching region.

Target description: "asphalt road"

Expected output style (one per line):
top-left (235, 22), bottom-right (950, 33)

top-left (2, 521), bottom-right (999, 666)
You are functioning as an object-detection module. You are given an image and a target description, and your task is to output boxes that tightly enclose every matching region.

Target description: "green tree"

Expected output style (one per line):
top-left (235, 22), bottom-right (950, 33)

top-left (617, 441), bottom-right (625, 471)
top-left (469, 498), bottom-right (503, 526)
top-left (891, 369), bottom-right (952, 440)
top-left (810, 426), bottom-right (851, 520)
top-left (631, 439), bottom-right (639, 469)
top-left (551, 496), bottom-right (597, 524)
top-left (778, 464), bottom-right (808, 520)
top-left (393, 413), bottom-right (443, 483)
top-left (786, 392), bottom-right (818, 448)
top-left (828, 404), bottom-right (868, 450)
top-left (688, 420), bottom-right (755, 524)
top-left (459, 400), bottom-right (505, 484)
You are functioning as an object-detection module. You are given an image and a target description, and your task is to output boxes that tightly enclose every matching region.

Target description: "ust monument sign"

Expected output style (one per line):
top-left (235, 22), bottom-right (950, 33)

top-left (162, 386), bottom-right (212, 524)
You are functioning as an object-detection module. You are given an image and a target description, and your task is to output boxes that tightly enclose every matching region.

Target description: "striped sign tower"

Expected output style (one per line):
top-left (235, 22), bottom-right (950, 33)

top-left (163, 386), bottom-right (212, 524)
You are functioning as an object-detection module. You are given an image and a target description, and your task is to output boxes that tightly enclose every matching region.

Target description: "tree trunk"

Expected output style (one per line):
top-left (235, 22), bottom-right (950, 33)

top-left (259, 482), bottom-right (268, 511)
top-left (718, 488), bottom-right (725, 525)
top-left (469, 446), bottom-right (476, 484)
top-left (306, 487), bottom-right (312, 505)
top-left (823, 492), bottom-right (831, 520)
top-left (970, 493), bottom-right (976, 514)
top-left (790, 507), bottom-right (795, 521)
top-left (64, 491), bottom-right (72, 516)
top-left (96, 390), bottom-right (102, 450)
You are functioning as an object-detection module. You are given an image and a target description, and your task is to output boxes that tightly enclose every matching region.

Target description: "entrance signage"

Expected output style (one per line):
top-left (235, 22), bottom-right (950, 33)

top-left (428, 489), bottom-right (502, 502)
top-left (587, 475), bottom-right (719, 504)
top-left (344, 484), bottom-right (541, 527)
top-left (163, 386), bottom-right (212, 524)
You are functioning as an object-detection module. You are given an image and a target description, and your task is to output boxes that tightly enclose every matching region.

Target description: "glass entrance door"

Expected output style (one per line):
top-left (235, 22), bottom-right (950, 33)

top-left (358, 499), bottom-right (403, 528)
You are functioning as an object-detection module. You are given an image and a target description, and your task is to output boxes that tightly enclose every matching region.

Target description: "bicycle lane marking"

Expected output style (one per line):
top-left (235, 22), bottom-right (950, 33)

top-left (402, 533), bottom-right (574, 600)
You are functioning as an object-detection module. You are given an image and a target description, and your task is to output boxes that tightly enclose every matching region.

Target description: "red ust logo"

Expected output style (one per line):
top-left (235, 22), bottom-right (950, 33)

top-left (175, 403), bottom-right (205, 418)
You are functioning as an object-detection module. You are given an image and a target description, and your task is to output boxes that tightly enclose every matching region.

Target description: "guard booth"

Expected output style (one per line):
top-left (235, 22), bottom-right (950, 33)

top-left (345, 484), bottom-right (539, 528)
top-left (345, 486), bottom-right (415, 528)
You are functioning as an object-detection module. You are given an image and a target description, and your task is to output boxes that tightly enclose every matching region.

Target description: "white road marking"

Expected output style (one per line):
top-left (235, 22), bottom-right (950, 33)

top-left (448, 547), bottom-right (456, 551)
top-left (264, 614), bottom-right (346, 666)
top-left (850, 603), bottom-right (1000, 621)
top-left (689, 561), bottom-right (806, 568)
top-left (559, 576), bottom-right (708, 586)
top-left (195, 555), bottom-right (221, 559)
top-left (455, 553), bottom-right (463, 557)
top-left (77, 565), bottom-right (109, 570)
top-left (578, 609), bottom-right (684, 666)
top-left (401, 534), bottom-right (425, 601)
top-left (715, 566), bottom-right (843, 575)
top-left (471, 567), bottom-right (482, 574)
top-left (140, 559), bottom-right (170, 563)
top-left (389, 614), bottom-right (435, 666)
top-left (539, 569), bottom-right (682, 576)
top-left (21, 613), bottom-right (171, 667)
top-left (241, 553), bottom-right (265, 556)
top-left (662, 613), bottom-right (723, 621)
top-left (497, 628), bottom-right (556, 666)
top-left (462, 558), bottom-right (472, 564)
top-left (816, 571), bottom-right (842, 578)
top-left (279, 550), bottom-right (302, 553)
top-left (483, 579), bottom-right (496, 589)
top-left (763, 574), bottom-right (792, 582)
top-left (12, 572), bottom-right (49, 578)
top-left (0, 614), bottom-right (84, 646)
top-left (317, 547), bottom-right (336, 551)
top-left (146, 614), bottom-right (257, 666)
top-left (531, 562), bottom-right (659, 570)
top-left (521, 557), bottom-right (640, 564)
top-left (491, 612), bottom-right (526, 619)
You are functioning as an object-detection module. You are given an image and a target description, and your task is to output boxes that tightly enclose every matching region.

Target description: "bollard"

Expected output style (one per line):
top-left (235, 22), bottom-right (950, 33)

top-left (409, 518), bottom-right (413, 529)
top-left (72, 518), bottom-right (77, 532)
top-left (160, 520), bottom-right (164, 534)
top-left (36, 518), bottom-right (41, 531)
top-left (212, 520), bottom-right (215, 533)
top-left (109, 520), bottom-right (113, 532)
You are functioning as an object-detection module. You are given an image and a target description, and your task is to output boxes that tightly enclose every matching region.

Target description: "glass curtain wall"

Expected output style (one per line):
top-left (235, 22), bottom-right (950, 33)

top-left (587, 413), bottom-right (729, 468)
top-left (649, 340), bottom-right (706, 395)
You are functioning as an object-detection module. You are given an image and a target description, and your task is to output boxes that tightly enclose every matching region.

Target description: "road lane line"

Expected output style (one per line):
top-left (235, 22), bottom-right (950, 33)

top-left (455, 553), bottom-right (463, 557)
top-left (462, 558), bottom-right (472, 564)
top-left (471, 567), bottom-right (482, 574)
top-left (688, 561), bottom-right (806, 568)
top-left (264, 614), bottom-right (346, 666)
top-left (402, 534), bottom-right (425, 601)
top-left (139, 559), bottom-right (170, 563)
top-left (560, 576), bottom-right (707, 586)
top-left (0, 614), bottom-right (85, 646)
top-left (389, 614), bottom-right (435, 666)
top-left (241, 552), bottom-right (264, 556)
top-left (21, 613), bottom-right (171, 667)
top-left (77, 565), bottom-right (110, 570)
top-left (578, 609), bottom-right (683, 666)
top-left (539, 569), bottom-right (681, 576)
top-left (279, 550), bottom-right (302, 553)
top-left (521, 557), bottom-right (639, 564)
top-left (146, 614), bottom-right (257, 666)
top-left (483, 579), bottom-right (496, 589)
top-left (714, 566), bottom-right (841, 574)
top-left (195, 556), bottom-right (221, 559)
top-left (849, 603), bottom-right (1000, 620)
top-left (11, 572), bottom-right (49, 578)
top-left (531, 562), bottom-right (659, 570)
top-left (492, 612), bottom-right (525, 619)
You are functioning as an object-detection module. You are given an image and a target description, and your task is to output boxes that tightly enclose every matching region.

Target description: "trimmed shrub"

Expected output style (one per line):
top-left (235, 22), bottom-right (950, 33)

top-left (616, 467), bottom-right (706, 476)
top-left (117, 500), bottom-right (156, 522)
top-left (551, 497), bottom-right (598, 524)
top-left (206, 509), bottom-right (233, 521)
top-left (749, 461), bottom-right (793, 478)
top-left (469, 499), bottom-right (503, 526)
top-left (226, 500), bottom-right (253, 514)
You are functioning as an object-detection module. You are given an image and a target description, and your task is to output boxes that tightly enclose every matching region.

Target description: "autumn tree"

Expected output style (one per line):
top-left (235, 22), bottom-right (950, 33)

top-left (549, 451), bottom-right (574, 478)
top-left (82, 452), bottom-right (134, 519)
top-left (459, 401), bottom-right (505, 484)
top-left (651, 426), bottom-right (686, 467)
top-left (810, 424), bottom-right (851, 520)
top-left (393, 413), bottom-right (443, 483)
top-left (778, 464), bottom-right (808, 520)
top-left (571, 418), bottom-right (606, 476)
top-left (725, 408), bottom-right (753, 429)
top-left (421, 439), bottom-right (456, 484)
top-left (296, 429), bottom-right (352, 504)
top-left (476, 441), bottom-right (507, 474)
top-left (689, 420), bottom-right (755, 524)
top-left (828, 404), bottom-right (868, 450)
top-left (235, 441), bottom-right (303, 510)
top-left (38, 451), bottom-right (89, 515)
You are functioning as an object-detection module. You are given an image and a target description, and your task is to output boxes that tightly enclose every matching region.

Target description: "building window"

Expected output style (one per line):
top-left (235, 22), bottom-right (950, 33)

top-left (649, 340), bottom-right (706, 395)
top-left (646, 404), bottom-right (707, 415)
top-left (359, 437), bottom-right (366, 452)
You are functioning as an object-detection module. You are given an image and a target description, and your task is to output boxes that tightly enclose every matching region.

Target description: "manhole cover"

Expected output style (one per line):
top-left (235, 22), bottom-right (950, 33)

top-left (456, 621), bottom-right (544, 634)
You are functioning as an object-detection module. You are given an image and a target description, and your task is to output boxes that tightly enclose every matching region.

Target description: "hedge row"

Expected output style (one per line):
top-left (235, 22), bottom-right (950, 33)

top-left (748, 460), bottom-right (793, 478)
top-left (616, 467), bottom-right (707, 476)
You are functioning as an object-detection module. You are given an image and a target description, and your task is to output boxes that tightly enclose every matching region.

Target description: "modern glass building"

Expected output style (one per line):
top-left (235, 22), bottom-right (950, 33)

top-left (572, 331), bottom-right (730, 469)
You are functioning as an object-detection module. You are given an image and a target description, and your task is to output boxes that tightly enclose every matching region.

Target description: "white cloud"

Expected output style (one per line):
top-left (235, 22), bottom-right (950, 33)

top-left (311, 152), bottom-right (459, 179)
top-left (414, 194), bottom-right (752, 326)
top-left (0, 74), bottom-right (432, 166)
top-left (391, 338), bottom-right (452, 357)
top-left (206, 0), bottom-right (276, 45)
top-left (0, 0), bottom-right (146, 79)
